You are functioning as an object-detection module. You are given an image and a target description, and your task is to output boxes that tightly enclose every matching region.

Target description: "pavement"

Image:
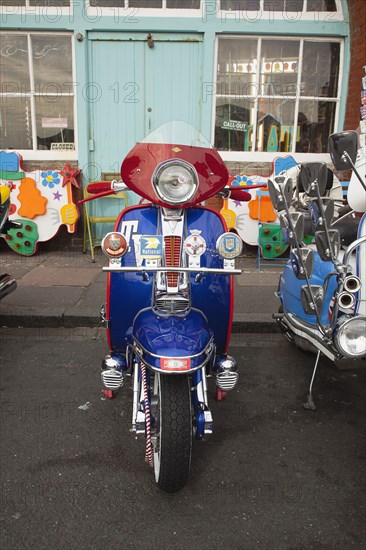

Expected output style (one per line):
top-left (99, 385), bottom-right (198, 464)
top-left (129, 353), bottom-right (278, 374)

top-left (0, 243), bottom-right (284, 331)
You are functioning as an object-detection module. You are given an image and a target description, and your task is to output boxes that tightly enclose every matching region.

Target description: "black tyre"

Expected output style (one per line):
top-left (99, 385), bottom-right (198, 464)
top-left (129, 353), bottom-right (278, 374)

top-left (151, 373), bottom-right (192, 493)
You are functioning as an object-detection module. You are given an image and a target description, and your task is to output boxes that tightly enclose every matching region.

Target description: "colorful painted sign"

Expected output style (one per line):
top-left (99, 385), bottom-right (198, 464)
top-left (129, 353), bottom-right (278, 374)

top-left (221, 155), bottom-right (299, 253)
top-left (0, 151), bottom-right (80, 255)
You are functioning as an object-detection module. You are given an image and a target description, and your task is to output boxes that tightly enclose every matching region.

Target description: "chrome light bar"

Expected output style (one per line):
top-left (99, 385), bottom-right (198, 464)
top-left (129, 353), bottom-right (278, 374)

top-left (103, 266), bottom-right (241, 275)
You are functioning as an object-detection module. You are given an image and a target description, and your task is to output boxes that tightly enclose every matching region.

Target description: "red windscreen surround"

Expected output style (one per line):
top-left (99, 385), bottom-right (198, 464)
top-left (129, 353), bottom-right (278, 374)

top-left (121, 142), bottom-right (229, 208)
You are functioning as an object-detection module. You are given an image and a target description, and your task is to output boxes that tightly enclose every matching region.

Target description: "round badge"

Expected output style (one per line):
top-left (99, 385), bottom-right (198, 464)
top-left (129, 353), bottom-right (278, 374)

top-left (216, 232), bottom-right (243, 259)
top-left (184, 231), bottom-right (207, 257)
top-left (102, 232), bottom-right (128, 258)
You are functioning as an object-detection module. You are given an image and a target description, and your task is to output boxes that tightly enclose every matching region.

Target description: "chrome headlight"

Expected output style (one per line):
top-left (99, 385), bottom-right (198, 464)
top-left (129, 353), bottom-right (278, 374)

top-left (152, 159), bottom-right (198, 205)
top-left (334, 316), bottom-right (366, 358)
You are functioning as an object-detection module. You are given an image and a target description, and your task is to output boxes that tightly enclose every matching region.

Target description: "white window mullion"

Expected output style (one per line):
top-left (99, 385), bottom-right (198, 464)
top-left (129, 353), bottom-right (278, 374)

top-left (252, 37), bottom-right (261, 152)
top-left (334, 38), bottom-right (344, 131)
top-left (292, 38), bottom-right (303, 154)
top-left (27, 34), bottom-right (38, 152)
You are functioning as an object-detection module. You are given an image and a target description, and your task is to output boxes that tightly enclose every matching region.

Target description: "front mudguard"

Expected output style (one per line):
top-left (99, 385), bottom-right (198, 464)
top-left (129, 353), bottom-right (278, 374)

top-left (132, 307), bottom-right (214, 373)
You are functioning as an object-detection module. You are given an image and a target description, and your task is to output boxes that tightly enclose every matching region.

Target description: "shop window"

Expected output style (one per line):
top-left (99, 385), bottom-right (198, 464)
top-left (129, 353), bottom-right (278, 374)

top-left (0, 1), bottom-right (70, 5)
top-left (89, 1), bottom-right (200, 8)
top-left (220, 0), bottom-right (337, 10)
top-left (0, 33), bottom-right (75, 154)
top-left (215, 37), bottom-right (341, 155)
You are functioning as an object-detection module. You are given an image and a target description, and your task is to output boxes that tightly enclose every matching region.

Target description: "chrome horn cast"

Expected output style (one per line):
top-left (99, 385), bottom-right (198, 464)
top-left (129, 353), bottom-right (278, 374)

top-left (101, 354), bottom-right (125, 392)
top-left (213, 355), bottom-right (239, 392)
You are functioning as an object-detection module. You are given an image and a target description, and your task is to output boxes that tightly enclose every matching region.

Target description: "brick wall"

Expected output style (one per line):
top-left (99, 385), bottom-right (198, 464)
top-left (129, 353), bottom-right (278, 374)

top-left (344, 0), bottom-right (366, 131)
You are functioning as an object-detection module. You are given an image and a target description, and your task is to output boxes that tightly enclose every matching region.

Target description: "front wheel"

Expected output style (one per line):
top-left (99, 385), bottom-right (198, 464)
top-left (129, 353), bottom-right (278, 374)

top-left (151, 373), bottom-right (192, 493)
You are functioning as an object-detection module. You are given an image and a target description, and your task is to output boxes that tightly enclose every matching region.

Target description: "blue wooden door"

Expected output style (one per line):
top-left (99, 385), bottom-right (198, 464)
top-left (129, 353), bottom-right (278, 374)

top-left (88, 32), bottom-right (204, 180)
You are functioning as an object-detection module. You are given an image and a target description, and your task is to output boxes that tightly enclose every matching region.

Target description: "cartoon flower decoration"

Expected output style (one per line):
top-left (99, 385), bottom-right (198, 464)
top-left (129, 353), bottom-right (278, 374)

top-left (41, 170), bottom-right (61, 189)
top-left (231, 175), bottom-right (254, 187)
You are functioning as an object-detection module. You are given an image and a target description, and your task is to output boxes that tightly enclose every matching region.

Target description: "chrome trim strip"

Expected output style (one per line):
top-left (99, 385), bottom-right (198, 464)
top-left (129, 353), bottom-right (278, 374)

top-left (284, 312), bottom-right (338, 361)
top-left (103, 265), bottom-right (241, 274)
top-left (132, 345), bottom-right (213, 375)
top-left (132, 335), bottom-right (214, 361)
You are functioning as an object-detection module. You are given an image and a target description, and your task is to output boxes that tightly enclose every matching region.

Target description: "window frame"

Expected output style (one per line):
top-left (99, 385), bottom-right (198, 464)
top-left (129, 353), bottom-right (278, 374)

top-left (0, 1), bottom-right (72, 17)
top-left (85, 0), bottom-right (204, 18)
top-left (213, 34), bottom-right (344, 163)
top-left (0, 30), bottom-right (78, 161)
top-left (217, 0), bottom-right (344, 21)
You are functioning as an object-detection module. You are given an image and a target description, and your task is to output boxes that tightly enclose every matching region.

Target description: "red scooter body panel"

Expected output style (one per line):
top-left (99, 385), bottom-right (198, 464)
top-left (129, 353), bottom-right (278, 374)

top-left (121, 142), bottom-right (229, 209)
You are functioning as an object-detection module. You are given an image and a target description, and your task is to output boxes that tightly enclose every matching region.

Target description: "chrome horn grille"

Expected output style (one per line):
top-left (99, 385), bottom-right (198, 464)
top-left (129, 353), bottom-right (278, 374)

top-left (101, 369), bottom-right (124, 391)
top-left (214, 355), bottom-right (239, 391)
top-left (155, 294), bottom-right (189, 314)
top-left (216, 371), bottom-right (239, 391)
top-left (101, 354), bottom-right (124, 391)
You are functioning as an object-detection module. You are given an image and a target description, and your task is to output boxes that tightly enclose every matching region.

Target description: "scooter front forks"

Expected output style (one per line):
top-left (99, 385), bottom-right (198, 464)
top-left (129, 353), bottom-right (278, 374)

top-left (192, 368), bottom-right (213, 439)
top-left (132, 361), bottom-right (146, 434)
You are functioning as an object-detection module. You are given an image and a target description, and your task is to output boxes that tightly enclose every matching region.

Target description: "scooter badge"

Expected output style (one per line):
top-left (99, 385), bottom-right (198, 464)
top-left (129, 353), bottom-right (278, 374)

top-left (183, 230), bottom-right (207, 256)
top-left (101, 232), bottom-right (128, 258)
top-left (140, 235), bottom-right (163, 259)
top-left (216, 232), bottom-right (243, 259)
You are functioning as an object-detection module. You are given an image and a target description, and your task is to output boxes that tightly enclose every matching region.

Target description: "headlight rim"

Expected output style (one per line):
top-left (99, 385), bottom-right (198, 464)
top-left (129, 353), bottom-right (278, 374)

top-left (334, 315), bottom-right (366, 358)
top-left (152, 158), bottom-right (198, 206)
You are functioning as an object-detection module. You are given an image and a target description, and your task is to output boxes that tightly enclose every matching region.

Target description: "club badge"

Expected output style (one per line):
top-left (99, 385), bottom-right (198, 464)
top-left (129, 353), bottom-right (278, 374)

top-left (102, 232), bottom-right (128, 258)
top-left (216, 232), bottom-right (243, 259)
top-left (183, 230), bottom-right (207, 257)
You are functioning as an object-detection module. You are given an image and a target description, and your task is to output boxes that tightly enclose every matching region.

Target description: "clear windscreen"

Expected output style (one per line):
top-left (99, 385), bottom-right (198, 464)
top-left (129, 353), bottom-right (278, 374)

top-left (140, 121), bottom-right (212, 149)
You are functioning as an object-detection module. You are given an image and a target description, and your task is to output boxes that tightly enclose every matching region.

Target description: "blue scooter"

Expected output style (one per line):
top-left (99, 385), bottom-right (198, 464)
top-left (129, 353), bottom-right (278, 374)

top-left (268, 130), bottom-right (366, 410)
top-left (80, 122), bottom-right (250, 492)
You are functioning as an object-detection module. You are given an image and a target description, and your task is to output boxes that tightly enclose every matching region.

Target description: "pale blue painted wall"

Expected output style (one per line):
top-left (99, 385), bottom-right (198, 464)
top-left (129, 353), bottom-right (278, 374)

top-left (1, 0), bottom-right (351, 182)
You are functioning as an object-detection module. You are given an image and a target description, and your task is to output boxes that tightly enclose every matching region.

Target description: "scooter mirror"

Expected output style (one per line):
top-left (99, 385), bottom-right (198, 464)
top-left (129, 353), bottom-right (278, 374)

top-left (328, 131), bottom-right (358, 170)
top-left (268, 176), bottom-right (293, 211)
top-left (314, 229), bottom-right (341, 262)
top-left (280, 212), bottom-right (304, 245)
top-left (301, 285), bottom-right (324, 315)
top-left (290, 247), bottom-right (314, 279)
top-left (289, 212), bottom-right (305, 244)
top-left (299, 163), bottom-right (328, 197)
top-left (309, 197), bottom-right (335, 231)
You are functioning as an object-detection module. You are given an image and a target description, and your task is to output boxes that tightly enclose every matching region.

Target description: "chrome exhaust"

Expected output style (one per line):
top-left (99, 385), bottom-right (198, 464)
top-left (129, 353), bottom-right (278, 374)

top-left (344, 275), bottom-right (361, 294)
top-left (337, 291), bottom-right (355, 310)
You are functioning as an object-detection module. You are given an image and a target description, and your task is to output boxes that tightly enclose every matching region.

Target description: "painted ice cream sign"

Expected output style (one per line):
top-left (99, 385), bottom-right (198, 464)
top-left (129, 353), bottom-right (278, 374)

top-left (0, 151), bottom-right (80, 255)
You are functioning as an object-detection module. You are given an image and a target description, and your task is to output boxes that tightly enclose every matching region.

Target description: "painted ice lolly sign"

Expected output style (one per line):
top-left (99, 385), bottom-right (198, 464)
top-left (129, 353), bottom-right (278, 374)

top-left (0, 151), bottom-right (80, 255)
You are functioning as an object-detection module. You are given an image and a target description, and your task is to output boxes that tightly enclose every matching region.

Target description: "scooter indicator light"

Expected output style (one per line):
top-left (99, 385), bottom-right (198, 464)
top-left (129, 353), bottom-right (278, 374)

top-left (101, 232), bottom-right (128, 259)
top-left (161, 358), bottom-right (191, 371)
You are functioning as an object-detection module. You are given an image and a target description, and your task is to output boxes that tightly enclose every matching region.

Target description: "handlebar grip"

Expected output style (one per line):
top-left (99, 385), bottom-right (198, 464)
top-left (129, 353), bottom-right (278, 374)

top-left (229, 189), bottom-right (251, 202)
top-left (86, 181), bottom-right (113, 194)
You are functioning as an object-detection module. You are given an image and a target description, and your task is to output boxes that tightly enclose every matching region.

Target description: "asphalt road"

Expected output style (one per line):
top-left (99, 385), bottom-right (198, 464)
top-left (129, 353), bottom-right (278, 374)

top-left (0, 328), bottom-right (365, 550)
